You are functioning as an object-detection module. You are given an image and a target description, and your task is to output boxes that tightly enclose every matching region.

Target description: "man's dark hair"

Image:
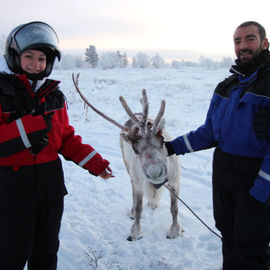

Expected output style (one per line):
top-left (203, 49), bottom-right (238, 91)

top-left (238, 21), bottom-right (266, 41)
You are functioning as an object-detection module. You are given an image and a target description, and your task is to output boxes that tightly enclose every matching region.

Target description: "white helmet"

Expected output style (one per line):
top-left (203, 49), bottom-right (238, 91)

top-left (5, 21), bottom-right (61, 79)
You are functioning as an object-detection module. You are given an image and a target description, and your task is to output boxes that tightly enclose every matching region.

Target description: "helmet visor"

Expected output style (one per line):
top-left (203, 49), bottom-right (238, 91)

top-left (11, 22), bottom-right (59, 55)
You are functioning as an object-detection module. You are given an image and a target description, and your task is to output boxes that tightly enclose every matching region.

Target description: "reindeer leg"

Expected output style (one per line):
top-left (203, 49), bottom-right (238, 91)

top-left (128, 181), bottom-right (136, 219)
top-left (127, 191), bottom-right (143, 241)
top-left (167, 184), bottom-right (183, 239)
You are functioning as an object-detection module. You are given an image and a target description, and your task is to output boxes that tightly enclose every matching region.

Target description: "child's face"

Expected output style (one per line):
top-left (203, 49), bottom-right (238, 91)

top-left (20, 50), bottom-right (46, 74)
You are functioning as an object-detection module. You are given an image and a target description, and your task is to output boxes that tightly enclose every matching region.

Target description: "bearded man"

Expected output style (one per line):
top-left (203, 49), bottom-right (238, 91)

top-left (165, 21), bottom-right (270, 270)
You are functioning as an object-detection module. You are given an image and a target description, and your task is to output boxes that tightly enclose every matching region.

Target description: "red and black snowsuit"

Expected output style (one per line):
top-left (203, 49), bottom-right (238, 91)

top-left (0, 73), bottom-right (109, 270)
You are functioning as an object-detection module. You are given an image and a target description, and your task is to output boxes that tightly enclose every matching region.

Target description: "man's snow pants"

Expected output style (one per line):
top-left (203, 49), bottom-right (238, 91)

top-left (0, 158), bottom-right (67, 270)
top-left (213, 147), bottom-right (270, 270)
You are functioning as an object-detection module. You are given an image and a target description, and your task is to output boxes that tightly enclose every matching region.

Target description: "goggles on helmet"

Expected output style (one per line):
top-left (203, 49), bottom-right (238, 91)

top-left (10, 21), bottom-right (60, 60)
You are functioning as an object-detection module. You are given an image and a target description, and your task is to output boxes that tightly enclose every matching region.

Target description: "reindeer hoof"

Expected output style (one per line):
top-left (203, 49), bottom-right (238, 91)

top-left (128, 210), bottom-right (135, 220)
top-left (127, 235), bottom-right (133, 241)
top-left (166, 226), bottom-right (184, 239)
top-left (127, 235), bottom-right (143, 241)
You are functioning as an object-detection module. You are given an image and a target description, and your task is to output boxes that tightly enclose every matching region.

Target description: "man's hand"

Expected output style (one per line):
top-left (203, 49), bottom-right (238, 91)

top-left (164, 141), bottom-right (176, 156)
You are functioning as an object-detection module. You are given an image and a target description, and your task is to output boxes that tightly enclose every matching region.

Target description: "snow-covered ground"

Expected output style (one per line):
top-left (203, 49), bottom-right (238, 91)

top-left (49, 67), bottom-right (230, 270)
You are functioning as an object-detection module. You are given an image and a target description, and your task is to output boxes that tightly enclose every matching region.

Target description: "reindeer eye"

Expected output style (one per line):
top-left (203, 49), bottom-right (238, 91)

top-left (161, 137), bottom-right (165, 145)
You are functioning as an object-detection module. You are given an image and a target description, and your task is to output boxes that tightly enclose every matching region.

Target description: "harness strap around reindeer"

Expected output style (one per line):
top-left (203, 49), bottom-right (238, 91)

top-left (152, 178), bottom-right (168, 189)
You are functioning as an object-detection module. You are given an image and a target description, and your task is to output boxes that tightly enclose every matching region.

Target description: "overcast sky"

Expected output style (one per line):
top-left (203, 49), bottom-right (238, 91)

top-left (1, 0), bottom-right (269, 59)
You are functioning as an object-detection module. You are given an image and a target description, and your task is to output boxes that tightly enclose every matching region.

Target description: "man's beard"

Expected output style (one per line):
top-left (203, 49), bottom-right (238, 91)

top-left (238, 47), bottom-right (262, 64)
top-left (231, 48), bottom-right (270, 76)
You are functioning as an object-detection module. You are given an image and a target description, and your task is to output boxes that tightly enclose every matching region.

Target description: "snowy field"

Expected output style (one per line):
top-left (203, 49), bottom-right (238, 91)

top-left (49, 66), bottom-right (230, 270)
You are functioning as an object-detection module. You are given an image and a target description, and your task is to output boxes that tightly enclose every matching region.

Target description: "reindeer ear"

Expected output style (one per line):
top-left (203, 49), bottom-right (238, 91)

top-left (155, 119), bottom-right (165, 136)
top-left (156, 129), bottom-right (163, 136)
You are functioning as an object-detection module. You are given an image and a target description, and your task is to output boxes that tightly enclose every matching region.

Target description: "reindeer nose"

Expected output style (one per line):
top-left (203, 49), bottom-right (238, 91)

top-left (145, 164), bottom-right (163, 179)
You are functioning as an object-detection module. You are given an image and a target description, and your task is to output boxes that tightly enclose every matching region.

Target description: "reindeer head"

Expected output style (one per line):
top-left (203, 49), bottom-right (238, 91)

top-left (121, 115), bottom-right (165, 152)
top-left (72, 74), bottom-right (168, 186)
top-left (119, 90), bottom-right (168, 185)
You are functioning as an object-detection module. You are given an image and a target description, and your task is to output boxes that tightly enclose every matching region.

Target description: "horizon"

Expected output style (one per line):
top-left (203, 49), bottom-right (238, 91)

top-left (62, 47), bottom-right (235, 62)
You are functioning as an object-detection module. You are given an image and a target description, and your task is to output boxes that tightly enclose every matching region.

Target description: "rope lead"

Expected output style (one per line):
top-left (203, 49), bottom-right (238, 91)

top-left (164, 184), bottom-right (222, 239)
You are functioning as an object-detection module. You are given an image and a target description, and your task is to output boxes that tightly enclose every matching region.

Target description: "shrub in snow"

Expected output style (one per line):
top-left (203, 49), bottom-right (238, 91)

top-left (99, 51), bottom-right (128, 69)
top-left (132, 52), bottom-right (150, 68)
top-left (150, 53), bottom-right (166, 68)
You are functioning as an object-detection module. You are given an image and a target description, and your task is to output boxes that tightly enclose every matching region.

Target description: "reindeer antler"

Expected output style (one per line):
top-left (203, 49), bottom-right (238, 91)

top-left (119, 95), bottom-right (146, 136)
top-left (72, 73), bottom-right (129, 132)
top-left (140, 89), bottom-right (149, 130)
top-left (120, 89), bottom-right (165, 135)
top-left (73, 73), bottom-right (166, 136)
top-left (151, 100), bottom-right (166, 134)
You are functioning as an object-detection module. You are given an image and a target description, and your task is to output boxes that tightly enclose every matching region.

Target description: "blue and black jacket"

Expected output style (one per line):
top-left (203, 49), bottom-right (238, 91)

top-left (170, 56), bottom-right (270, 201)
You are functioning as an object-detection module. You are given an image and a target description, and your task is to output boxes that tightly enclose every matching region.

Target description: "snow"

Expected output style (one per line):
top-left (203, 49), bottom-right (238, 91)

top-left (0, 55), bottom-right (11, 73)
top-left (38, 67), bottom-right (231, 269)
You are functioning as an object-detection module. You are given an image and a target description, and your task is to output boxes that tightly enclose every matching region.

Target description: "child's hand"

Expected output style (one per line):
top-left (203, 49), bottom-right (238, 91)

top-left (99, 166), bottom-right (114, 180)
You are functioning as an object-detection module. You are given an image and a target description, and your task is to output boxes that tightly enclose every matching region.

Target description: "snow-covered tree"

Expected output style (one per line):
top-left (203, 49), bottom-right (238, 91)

top-left (120, 52), bottom-right (128, 67)
top-left (99, 51), bottom-right (128, 69)
top-left (99, 52), bottom-right (117, 69)
top-left (84, 45), bottom-right (98, 68)
top-left (150, 53), bottom-right (166, 68)
top-left (199, 56), bottom-right (217, 69)
top-left (171, 60), bottom-right (182, 69)
top-left (115, 51), bottom-right (128, 67)
top-left (74, 55), bottom-right (87, 68)
top-left (132, 52), bottom-right (150, 68)
top-left (219, 57), bottom-right (234, 68)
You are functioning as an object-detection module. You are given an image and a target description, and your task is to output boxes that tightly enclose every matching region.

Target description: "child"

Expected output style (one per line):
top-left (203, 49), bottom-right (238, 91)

top-left (0, 21), bottom-right (114, 270)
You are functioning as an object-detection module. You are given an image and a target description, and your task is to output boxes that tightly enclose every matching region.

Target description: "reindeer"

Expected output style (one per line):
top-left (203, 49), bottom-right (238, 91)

top-left (72, 74), bottom-right (183, 241)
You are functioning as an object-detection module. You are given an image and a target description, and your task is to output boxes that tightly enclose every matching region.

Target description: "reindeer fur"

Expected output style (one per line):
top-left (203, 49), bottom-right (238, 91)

top-left (120, 117), bottom-right (182, 241)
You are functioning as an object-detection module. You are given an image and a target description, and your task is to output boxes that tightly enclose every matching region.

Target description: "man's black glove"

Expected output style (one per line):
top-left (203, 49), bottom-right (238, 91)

top-left (30, 112), bottom-right (54, 155)
top-left (253, 108), bottom-right (269, 139)
top-left (164, 141), bottom-right (176, 156)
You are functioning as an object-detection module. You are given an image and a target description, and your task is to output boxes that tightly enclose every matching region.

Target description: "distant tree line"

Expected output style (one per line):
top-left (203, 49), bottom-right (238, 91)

top-left (54, 46), bottom-right (234, 70)
top-left (82, 45), bottom-right (234, 70)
